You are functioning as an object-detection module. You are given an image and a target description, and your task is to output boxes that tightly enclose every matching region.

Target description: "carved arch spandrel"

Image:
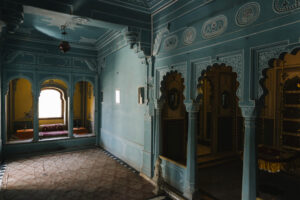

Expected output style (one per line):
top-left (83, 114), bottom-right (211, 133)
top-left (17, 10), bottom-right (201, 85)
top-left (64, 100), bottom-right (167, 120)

top-left (259, 47), bottom-right (300, 102)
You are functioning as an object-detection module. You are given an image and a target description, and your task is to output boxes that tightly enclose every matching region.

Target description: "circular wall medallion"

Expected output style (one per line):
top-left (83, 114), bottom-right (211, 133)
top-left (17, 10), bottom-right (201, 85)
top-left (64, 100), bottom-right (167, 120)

top-left (183, 27), bottom-right (197, 45)
top-left (202, 15), bottom-right (228, 39)
top-left (235, 2), bottom-right (260, 27)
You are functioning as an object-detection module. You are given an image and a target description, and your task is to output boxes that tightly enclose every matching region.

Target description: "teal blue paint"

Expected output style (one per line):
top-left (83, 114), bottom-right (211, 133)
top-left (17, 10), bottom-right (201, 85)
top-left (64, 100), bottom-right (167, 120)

top-left (100, 45), bottom-right (147, 171)
top-left (1, 1), bottom-right (300, 199)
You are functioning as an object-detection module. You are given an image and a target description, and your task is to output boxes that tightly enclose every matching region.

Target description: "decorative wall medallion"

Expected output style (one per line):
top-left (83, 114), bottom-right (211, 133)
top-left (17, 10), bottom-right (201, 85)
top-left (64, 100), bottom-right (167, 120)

top-left (183, 27), bottom-right (196, 45)
top-left (273, 0), bottom-right (300, 14)
top-left (202, 15), bottom-right (228, 39)
top-left (236, 2), bottom-right (260, 27)
top-left (164, 35), bottom-right (178, 51)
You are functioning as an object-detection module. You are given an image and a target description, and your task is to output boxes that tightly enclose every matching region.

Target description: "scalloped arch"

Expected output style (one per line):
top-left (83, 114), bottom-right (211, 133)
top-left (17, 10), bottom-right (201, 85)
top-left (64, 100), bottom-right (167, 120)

top-left (38, 76), bottom-right (70, 96)
top-left (196, 63), bottom-right (240, 101)
top-left (160, 70), bottom-right (185, 101)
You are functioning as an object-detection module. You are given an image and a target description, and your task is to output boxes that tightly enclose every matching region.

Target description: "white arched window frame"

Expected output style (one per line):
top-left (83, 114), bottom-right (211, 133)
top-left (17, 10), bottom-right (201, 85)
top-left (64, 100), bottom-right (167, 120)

top-left (39, 88), bottom-right (64, 119)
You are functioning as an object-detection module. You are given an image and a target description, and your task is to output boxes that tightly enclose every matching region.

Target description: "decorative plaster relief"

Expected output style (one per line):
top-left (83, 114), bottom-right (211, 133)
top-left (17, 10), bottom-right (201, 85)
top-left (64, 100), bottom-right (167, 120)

top-left (183, 27), bottom-right (197, 45)
top-left (5, 51), bottom-right (35, 65)
top-left (153, 27), bottom-right (169, 56)
top-left (273, 0), bottom-right (300, 14)
top-left (235, 2), bottom-right (260, 27)
top-left (163, 35), bottom-right (178, 51)
top-left (84, 59), bottom-right (97, 72)
top-left (255, 45), bottom-right (286, 98)
top-left (219, 52), bottom-right (244, 100)
top-left (23, 6), bottom-right (89, 30)
top-left (201, 15), bottom-right (228, 39)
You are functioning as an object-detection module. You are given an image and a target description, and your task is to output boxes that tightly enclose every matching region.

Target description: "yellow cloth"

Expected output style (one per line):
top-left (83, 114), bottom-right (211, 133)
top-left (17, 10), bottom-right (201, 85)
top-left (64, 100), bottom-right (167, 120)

top-left (258, 159), bottom-right (281, 173)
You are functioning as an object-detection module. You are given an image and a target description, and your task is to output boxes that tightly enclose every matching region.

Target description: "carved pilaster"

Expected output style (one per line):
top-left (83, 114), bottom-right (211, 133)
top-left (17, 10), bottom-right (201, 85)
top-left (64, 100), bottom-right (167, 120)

top-left (240, 105), bottom-right (257, 200)
top-left (184, 102), bottom-right (200, 200)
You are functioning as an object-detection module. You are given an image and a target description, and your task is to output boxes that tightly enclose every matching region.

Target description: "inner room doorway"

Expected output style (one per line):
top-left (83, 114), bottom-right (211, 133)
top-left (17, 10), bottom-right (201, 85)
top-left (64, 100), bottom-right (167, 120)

top-left (160, 71), bottom-right (188, 166)
top-left (197, 64), bottom-right (244, 200)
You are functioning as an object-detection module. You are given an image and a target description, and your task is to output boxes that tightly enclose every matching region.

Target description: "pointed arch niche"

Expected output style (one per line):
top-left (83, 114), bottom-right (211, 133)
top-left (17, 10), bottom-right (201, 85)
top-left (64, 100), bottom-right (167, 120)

top-left (73, 81), bottom-right (95, 137)
top-left (6, 78), bottom-right (34, 143)
top-left (160, 71), bottom-right (188, 165)
top-left (196, 63), bottom-right (244, 199)
top-left (257, 48), bottom-right (300, 199)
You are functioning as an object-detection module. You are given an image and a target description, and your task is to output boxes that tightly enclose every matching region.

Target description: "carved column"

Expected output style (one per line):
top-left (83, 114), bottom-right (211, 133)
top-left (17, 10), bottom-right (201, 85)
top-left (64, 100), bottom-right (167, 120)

top-left (154, 99), bottom-right (164, 161)
top-left (241, 106), bottom-right (257, 200)
top-left (184, 102), bottom-right (200, 200)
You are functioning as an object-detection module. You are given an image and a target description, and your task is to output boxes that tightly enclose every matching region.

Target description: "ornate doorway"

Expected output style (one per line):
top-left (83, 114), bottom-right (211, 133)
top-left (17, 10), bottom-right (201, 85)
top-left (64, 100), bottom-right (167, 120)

top-left (160, 71), bottom-right (188, 165)
top-left (196, 64), bottom-right (244, 200)
top-left (197, 64), bottom-right (243, 157)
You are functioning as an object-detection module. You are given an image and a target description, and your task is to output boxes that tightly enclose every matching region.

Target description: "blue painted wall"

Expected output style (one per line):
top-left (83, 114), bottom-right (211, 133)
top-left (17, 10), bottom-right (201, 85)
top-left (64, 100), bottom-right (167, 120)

top-left (149, 0), bottom-right (300, 195)
top-left (100, 44), bottom-right (148, 171)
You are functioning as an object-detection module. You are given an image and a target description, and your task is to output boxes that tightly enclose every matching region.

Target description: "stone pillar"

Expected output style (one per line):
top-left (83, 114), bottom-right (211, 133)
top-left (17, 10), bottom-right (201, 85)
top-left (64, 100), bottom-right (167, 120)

top-left (184, 102), bottom-right (200, 200)
top-left (241, 106), bottom-right (256, 200)
top-left (33, 94), bottom-right (39, 142)
top-left (154, 99), bottom-right (164, 162)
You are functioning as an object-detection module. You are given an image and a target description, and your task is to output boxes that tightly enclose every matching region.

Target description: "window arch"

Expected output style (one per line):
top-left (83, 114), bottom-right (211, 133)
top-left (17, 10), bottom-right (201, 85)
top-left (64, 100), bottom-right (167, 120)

top-left (39, 88), bottom-right (64, 119)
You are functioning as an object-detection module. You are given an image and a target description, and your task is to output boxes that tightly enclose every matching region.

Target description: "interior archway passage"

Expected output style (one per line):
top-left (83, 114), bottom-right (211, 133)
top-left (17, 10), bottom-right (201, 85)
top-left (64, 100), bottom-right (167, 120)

top-left (196, 64), bottom-right (244, 200)
top-left (160, 71), bottom-right (188, 165)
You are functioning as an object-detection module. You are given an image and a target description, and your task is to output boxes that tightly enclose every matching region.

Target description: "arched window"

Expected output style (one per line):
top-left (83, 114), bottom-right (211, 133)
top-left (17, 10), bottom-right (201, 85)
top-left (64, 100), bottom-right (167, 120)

top-left (39, 89), bottom-right (63, 119)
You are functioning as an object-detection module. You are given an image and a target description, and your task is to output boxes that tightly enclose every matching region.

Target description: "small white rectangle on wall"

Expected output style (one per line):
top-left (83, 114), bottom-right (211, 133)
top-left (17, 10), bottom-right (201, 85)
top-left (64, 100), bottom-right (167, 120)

top-left (115, 89), bottom-right (120, 104)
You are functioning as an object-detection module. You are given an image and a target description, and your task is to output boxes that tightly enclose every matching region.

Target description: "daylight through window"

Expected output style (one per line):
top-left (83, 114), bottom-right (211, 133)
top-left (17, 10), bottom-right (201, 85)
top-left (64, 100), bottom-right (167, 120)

top-left (39, 89), bottom-right (63, 118)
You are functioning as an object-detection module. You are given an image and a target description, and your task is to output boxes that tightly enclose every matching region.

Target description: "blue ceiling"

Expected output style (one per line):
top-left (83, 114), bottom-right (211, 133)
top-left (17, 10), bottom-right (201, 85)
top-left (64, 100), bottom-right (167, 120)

top-left (1, 0), bottom-right (175, 48)
top-left (97, 0), bottom-right (175, 13)
top-left (14, 6), bottom-right (125, 46)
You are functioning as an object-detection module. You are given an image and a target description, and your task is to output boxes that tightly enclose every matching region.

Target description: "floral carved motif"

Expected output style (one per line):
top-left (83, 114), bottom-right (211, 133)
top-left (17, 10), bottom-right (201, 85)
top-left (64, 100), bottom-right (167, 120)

top-left (183, 27), bottom-right (197, 45)
top-left (273, 0), bottom-right (300, 14)
top-left (257, 46), bottom-right (286, 98)
top-left (202, 15), bottom-right (228, 39)
top-left (219, 53), bottom-right (244, 100)
top-left (235, 2), bottom-right (260, 27)
top-left (163, 35), bottom-right (178, 51)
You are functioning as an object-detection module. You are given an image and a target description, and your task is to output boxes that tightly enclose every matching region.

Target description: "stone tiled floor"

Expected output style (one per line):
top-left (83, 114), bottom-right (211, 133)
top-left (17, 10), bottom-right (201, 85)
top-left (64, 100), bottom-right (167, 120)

top-left (0, 148), bottom-right (155, 200)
